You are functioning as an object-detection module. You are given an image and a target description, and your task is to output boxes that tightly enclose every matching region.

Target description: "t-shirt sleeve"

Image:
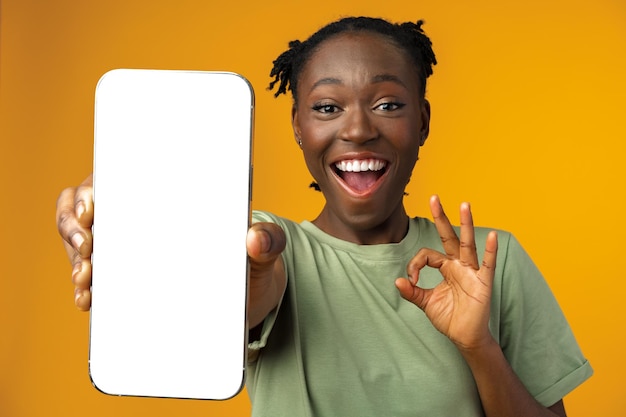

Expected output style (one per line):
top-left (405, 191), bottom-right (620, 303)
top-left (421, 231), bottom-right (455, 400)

top-left (496, 233), bottom-right (593, 406)
top-left (247, 211), bottom-right (288, 359)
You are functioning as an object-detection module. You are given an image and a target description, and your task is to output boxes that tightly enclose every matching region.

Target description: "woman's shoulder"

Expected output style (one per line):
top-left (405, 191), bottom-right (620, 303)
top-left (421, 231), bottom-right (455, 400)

top-left (252, 210), bottom-right (307, 238)
top-left (252, 210), bottom-right (297, 227)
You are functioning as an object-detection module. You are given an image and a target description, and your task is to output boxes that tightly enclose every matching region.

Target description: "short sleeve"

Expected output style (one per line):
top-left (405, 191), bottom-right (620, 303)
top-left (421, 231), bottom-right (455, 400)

top-left (496, 234), bottom-right (593, 406)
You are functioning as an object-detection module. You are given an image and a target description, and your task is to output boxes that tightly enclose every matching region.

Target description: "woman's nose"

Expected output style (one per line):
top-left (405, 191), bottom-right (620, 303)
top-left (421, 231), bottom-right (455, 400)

top-left (337, 107), bottom-right (378, 144)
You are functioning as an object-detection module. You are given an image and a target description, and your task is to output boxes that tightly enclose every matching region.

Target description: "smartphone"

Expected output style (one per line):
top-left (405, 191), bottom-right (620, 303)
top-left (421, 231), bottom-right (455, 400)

top-left (90, 69), bottom-right (253, 400)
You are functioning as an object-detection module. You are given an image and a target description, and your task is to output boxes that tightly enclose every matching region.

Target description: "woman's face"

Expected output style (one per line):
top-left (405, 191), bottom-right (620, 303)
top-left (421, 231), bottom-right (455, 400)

top-left (292, 31), bottom-right (430, 242)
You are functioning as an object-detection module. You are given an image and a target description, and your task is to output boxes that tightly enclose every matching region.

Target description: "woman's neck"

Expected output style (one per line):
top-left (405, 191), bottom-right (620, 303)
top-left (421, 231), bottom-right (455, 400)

top-left (312, 204), bottom-right (410, 245)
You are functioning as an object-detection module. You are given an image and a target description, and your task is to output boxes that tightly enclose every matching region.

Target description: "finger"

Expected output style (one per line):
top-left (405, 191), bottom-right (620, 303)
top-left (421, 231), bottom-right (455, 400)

top-left (75, 174), bottom-right (94, 228)
top-left (65, 239), bottom-right (92, 288)
top-left (406, 247), bottom-right (447, 281)
top-left (56, 187), bottom-right (91, 259)
top-left (64, 226), bottom-right (93, 312)
top-left (429, 195), bottom-right (460, 258)
top-left (459, 202), bottom-right (479, 269)
top-left (478, 231), bottom-right (498, 285)
top-left (394, 277), bottom-right (432, 311)
top-left (71, 257), bottom-right (92, 290)
top-left (74, 287), bottom-right (92, 311)
top-left (247, 222), bottom-right (286, 266)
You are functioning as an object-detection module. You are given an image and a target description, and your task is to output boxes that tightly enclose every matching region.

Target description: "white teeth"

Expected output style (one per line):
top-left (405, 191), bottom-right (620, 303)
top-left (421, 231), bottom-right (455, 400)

top-left (335, 159), bottom-right (386, 172)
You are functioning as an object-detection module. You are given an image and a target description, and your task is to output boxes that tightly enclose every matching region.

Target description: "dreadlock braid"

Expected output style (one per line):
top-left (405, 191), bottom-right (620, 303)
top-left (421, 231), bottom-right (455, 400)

top-left (398, 21), bottom-right (437, 82)
top-left (268, 40), bottom-right (303, 98)
top-left (268, 16), bottom-right (437, 102)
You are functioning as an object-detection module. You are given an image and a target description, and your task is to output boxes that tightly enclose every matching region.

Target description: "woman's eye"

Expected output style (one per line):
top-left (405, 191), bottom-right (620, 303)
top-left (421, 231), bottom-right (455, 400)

top-left (376, 102), bottom-right (405, 111)
top-left (312, 104), bottom-right (338, 114)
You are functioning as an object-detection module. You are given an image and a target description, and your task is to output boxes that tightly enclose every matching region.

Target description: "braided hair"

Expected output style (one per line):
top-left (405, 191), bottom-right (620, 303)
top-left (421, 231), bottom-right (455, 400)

top-left (268, 16), bottom-right (437, 102)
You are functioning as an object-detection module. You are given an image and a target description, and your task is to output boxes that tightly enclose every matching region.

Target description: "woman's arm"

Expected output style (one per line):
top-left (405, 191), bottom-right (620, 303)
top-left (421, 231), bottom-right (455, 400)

top-left (396, 195), bottom-right (566, 417)
top-left (460, 336), bottom-right (566, 416)
top-left (245, 222), bottom-right (287, 328)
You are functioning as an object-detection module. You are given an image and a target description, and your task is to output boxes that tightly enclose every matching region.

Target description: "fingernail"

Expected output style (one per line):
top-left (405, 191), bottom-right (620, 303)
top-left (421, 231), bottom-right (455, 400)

top-left (76, 201), bottom-right (85, 220)
top-left (71, 233), bottom-right (85, 252)
top-left (72, 262), bottom-right (82, 284)
top-left (74, 288), bottom-right (82, 304)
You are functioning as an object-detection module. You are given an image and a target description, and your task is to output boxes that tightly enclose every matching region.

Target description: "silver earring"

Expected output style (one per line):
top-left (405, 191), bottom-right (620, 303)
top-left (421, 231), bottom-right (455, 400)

top-left (298, 139), bottom-right (303, 148)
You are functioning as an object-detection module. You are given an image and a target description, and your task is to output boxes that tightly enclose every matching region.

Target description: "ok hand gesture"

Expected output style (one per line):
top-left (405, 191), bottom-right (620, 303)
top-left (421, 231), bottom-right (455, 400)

top-left (395, 195), bottom-right (498, 351)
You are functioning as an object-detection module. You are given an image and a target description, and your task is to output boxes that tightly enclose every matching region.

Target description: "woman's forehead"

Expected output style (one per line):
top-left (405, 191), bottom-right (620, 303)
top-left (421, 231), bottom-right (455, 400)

top-left (309, 31), bottom-right (407, 63)
top-left (298, 32), bottom-right (419, 89)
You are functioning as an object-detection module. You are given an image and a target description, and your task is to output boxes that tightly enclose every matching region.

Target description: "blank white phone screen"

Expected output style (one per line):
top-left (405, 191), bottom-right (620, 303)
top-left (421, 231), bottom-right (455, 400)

top-left (90, 69), bottom-right (253, 400)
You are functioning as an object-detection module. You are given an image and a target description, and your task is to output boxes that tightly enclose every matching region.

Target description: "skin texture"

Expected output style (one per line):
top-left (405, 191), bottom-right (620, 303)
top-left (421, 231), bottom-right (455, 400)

top-left (56, 30), bottom-right (566, 417)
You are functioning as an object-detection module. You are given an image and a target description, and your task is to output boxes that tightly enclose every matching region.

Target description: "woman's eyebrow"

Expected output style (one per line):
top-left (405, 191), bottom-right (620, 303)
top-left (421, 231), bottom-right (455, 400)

top-left (308, 73), bottom-right (407, 95)
top-left (309, 77), bottom-right (342, 93)
top-left (371, 73), bottom-right (407, 88)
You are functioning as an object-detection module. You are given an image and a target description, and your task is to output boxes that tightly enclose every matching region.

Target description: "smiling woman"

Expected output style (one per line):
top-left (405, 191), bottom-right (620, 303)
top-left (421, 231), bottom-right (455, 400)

top-left (289, 29), bottom-right (430, 244)
top-left (55, 15), bottom-right (592, 417)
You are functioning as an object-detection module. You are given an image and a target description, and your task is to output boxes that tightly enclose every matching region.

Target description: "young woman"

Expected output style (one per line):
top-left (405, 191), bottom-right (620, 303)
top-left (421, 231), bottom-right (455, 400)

top-left (56, 16), bottom-right (592, 417)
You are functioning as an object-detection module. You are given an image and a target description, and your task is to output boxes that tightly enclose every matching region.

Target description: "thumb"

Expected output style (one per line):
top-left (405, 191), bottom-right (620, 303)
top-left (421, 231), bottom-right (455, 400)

top-left (247, 222), bottom-right (286, 266)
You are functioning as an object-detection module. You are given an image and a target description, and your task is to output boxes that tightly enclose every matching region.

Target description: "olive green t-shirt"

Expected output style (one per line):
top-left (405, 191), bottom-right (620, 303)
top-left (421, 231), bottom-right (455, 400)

top-left (247, 211), bottom-right (592, 417)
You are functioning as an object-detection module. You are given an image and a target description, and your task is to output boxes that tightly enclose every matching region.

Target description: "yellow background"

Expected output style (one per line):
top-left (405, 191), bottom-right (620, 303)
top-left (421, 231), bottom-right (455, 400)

top-left (1, 0), bottom-right (625, 416)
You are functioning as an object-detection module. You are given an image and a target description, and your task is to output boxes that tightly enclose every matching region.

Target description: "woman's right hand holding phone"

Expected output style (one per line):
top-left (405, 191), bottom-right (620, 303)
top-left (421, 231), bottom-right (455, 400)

top-left (56, 174), bottom-right (94, 311)
top-left (56, 174), bottom-right (287, 327)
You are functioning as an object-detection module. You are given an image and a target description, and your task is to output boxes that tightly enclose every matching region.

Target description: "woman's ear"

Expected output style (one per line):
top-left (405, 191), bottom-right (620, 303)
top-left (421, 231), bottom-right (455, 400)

top-left (419, 99), bottom-right (431, 146)
top-left (292, 104), bottom-right (302, 147)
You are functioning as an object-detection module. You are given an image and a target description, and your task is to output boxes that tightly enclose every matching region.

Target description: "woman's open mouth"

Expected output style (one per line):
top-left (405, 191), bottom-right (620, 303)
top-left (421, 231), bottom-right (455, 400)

top-left (333, 158), bottom-right (387, 194)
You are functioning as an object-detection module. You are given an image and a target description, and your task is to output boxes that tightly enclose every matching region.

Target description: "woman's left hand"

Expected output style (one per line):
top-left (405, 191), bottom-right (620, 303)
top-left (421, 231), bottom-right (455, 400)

top-left (395, 195), bottom-right (498, 351)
